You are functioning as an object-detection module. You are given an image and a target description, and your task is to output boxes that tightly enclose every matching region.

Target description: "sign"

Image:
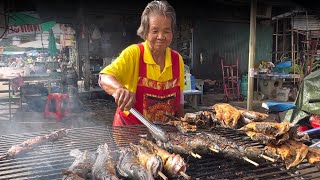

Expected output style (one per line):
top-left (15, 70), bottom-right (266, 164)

top-left (6, 24), bottom-right (42, 37)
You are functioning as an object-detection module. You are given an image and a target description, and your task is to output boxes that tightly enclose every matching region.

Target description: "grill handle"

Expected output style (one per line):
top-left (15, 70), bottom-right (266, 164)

top-left (129, 108), bottom-right (168, 142)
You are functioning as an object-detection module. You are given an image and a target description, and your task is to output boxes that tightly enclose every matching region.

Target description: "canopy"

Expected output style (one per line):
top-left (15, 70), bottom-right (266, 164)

top-left (8, 12), bottom-right (41, 25)
top-left (17, 39), bottom-right (60, 49)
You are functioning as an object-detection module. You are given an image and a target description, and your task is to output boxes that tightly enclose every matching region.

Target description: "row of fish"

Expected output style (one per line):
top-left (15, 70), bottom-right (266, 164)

top-left (164, 103), bottom-right (269, 133)
top-left (63, 139), bottom-right (189, 180)
top-left (157, 131), bottom-right (275, 166)
top-left (239, 121), bottom-right (320, 169)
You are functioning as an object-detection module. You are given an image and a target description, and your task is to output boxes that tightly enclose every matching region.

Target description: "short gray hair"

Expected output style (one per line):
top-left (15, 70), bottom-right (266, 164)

top-left (137, 0), bottom-right (176, 40)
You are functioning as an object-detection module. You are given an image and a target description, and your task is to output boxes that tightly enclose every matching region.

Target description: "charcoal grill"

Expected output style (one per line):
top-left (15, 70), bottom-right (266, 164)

top-left (0, 125), bottom-right (319, 180)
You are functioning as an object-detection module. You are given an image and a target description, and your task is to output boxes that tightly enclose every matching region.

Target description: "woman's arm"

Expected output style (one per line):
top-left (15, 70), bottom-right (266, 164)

top-left (99, 74), bottom-right (136, 111)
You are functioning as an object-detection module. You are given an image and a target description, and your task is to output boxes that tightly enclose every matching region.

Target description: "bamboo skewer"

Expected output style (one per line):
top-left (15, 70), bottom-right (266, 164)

top-left (180, 171), bottom-right (191, 180)
top-left (209, 146), bottom-right (219, 153)
top-left (190, 152), bottom-right (201, 159)
top-left (260, 154), bottom-right (275, 162)
top-left (158, 171), bottom-right (168, 180)
top-left (243, 156), bottom-right (259, 166)
top-left (195, 153), bottom-right (202, 159)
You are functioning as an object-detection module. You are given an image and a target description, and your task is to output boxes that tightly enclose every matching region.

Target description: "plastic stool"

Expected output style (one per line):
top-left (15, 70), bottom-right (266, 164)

top-left (44, 93), bottom-right (71, 122)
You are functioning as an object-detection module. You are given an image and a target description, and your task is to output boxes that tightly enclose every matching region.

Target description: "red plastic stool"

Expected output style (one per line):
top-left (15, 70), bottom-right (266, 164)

top-left (44, 93), bottom-right (71, 122)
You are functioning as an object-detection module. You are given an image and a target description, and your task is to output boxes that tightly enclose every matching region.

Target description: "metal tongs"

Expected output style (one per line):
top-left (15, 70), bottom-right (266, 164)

top-left (129, 108), bottom-right (169, 142)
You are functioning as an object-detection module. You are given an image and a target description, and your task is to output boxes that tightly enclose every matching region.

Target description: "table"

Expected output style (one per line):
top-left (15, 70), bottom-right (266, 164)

top-left (254, 73), bottom-right (300, 100)
top-left (183, 89), bottom-right (203, 108)
top-left (22, 75), bottom-right (61, 94)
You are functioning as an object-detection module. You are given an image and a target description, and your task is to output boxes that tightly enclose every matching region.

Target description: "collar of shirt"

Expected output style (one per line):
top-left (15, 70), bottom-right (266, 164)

top-left (143, 41), bottom-right (172, 69)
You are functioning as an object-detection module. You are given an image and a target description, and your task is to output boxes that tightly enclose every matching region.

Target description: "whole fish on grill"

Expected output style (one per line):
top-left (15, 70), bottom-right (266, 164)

top-left (0, 128), bottom-right (68, 160)
top-left (244, 131), bottom-right (290, 145)
top-left (158, 132), bottom-right (194, 155)
top-left (140, 139), bottom-right (189, 179)
top-left (117, 147), bottom-right (154, 180)
top-left (240, 122), bottom-right (291, 136)
top-left (129, 143), bottom-right (163, 178)
top-left (165, 120), bottom-right (197, 133)
top-left (159, 132), bottom-right (220, 155)
top-left (165, 111), bottom-right (218, 133)
top-left (182, 111), bottom-right (214, 128)
top-left (156, 131), bottom-right (275, 166)
top-left (63, 149), bottom-right (97, 180)
top-left (240, 122), bottom-right (309, 145)
top-left (238, 110), bottom-right (268, 124)
top-left (92, 143), bottom-right (119, 180)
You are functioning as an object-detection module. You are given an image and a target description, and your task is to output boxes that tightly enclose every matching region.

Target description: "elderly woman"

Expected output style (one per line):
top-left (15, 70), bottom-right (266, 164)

top-left (99, 0), bottom-right (185, 126)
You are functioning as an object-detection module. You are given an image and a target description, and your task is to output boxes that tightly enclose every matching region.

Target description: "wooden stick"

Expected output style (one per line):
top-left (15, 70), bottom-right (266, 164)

top-left (209, 146), bottom-right (219, 153)
top-left (195, 153), bottom-right (202, 159)
top-left (243, 157), bottom-right (259, 167)
top-left (260, 154), bottom-right (275, 162)
top-left (190, 152), bottom-right (197, 158)
top-left (190, 152), bottom-right (201, 159)
top-left (158, 171), bottom-right (168, 180)
top-left (180, 171), bottom-right (191, 180)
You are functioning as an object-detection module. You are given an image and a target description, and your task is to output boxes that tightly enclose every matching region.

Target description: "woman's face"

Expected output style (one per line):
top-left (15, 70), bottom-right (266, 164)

top-left (146, 14), bottom-right (173, 53)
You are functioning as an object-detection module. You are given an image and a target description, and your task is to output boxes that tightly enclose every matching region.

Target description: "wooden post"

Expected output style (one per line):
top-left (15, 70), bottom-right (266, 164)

top-left (275, 18), bottom-right (279, 61)
top-left (247, 0), bottom-right (257, 111)
top-left (291, 13), bottom-right (295, 84)
top-left (77, 7), bottom-right (90, 91)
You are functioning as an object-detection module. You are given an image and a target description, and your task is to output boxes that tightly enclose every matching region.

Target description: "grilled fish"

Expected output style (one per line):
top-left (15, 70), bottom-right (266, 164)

top-left (0, 128), bottom-right (68, 160)
top-left (240, 122), bottom-right (291, 136)
top-left (92, 144), bottom-right (119, 180)
top-left (63, 149), bottom-right (96, 180)
top-left (166, 120), bottom-right (197, 133)
top-left (244, 131), bottom-right (289, 145)
top-left (140, 139), bottom-right (187, 178)
top-left (117, 147), bottom-right (154, 180)
top-left (159, 132), bottom-right (194, 155)
top-left (182, 111), bottom-right (214, 127)
top-left (239, 110), bottom-right (268, 122)
top-left (129, 143), bottom-right (163, 177)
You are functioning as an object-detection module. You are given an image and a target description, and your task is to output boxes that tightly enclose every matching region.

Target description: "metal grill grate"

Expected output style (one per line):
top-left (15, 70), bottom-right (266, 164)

top-left (0, 125), bottom-right (319, 180)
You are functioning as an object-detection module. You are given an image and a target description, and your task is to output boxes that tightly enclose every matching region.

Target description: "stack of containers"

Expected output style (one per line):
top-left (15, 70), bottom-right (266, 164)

top-left (240, 74), bottom-right (248, 99)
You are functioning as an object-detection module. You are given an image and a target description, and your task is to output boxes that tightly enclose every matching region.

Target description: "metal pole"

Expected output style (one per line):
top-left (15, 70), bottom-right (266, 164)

top-left (247, 0), bottom-right (257, 110)
top-left (291, 13), bottom-right (295, 84)
top-left (275, 18), bottom-right (279, 61)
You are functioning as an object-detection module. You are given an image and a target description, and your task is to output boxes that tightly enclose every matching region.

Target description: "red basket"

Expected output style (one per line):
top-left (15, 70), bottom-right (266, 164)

top-left (299, 125), bottom-right (309, 132)
top-left (310, 115), bottom-right (320, 128)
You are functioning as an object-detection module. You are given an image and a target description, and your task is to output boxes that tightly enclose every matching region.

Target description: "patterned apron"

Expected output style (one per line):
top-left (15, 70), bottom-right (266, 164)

top-left (113, 44), bottom-right (180, 126)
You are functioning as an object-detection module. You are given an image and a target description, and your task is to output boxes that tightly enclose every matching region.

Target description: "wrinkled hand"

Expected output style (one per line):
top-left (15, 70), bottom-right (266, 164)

top-left (112, 87), bottom-right (136, 111)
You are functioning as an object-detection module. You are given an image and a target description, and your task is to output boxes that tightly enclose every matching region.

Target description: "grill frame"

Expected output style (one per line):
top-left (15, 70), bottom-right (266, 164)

top-left (0, 125), bottom-right (319, 180)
